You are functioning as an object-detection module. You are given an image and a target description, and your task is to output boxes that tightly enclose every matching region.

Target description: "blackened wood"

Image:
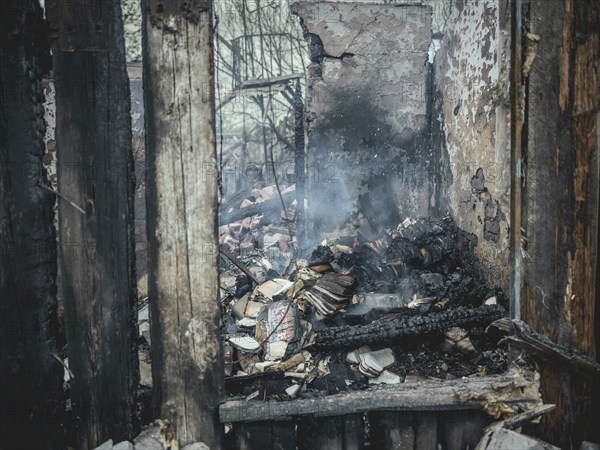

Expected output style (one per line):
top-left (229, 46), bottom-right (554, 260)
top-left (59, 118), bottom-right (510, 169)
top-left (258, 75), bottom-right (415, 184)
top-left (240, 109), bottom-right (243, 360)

top-left (497, 318), bottom-right (600, 377)
top-left (142, 0), bottom-right (223, 447)
top-left (369, 412), bottom-right (414, 450)
top-left (342, 414), bottom-right (365, 450)
top-left (298, 416), bottom-right (343, 450)
top-left (297, 414), bottom-right (363, 450)
top-left (523, 0), bottom-right (599, 446)
top-left (234, 422), bottom-right (273, 450)
top-left (46, 0), bottom-right (139, 447)
top-left (232, 420), bottom-right (296, 450)
top-left (0, 1), bottom-right (63, 448)
top-left (414, 412), bottom-right (437, 450)
top-left (314, 305), bottom-right (505, 349)
top-left (221, 247), bottom-right (260, 285)
top-left (294, 80), bottom-right (306, 250)
top-left (439, 409), bottom-right (490, 450)
top-left (220, 371), bottom-right (540, 423)
top-left (271, 421), bottom-right (297, 450)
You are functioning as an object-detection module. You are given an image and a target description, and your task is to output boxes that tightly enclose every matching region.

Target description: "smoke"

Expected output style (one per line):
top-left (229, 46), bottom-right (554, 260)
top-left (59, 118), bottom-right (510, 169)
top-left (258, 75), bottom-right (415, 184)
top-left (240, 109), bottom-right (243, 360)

top-left (303, 86), bottom-right (432, 246)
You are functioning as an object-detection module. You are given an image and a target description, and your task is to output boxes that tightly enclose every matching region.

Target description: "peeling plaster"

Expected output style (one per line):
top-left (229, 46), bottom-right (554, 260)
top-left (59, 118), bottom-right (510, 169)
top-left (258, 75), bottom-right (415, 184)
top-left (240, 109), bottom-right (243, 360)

top-left (433, 0), bottom-right (511, 291)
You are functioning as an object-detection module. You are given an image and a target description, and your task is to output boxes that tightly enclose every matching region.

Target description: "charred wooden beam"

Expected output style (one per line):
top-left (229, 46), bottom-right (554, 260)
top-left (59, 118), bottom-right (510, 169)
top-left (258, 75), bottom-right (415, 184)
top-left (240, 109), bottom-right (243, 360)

top-left (0, 1), bottom-right (63, 447)
top-left (522, 0), bottom-right (599, 445)
top-left (46, 0), bottom-right (140, 446)
top-left (220, 369), bottom-right (541, 423)
top-left (438, 409), bottom-right (491, 450)
top-left (369, 412), bottom-right (414, 450)
top-left (219, 189), bottom-right (295, 225)
top-left (294, 80), bottom-right (306, 250)
top-left (492, 318), bottom-right (600, 378)
top-left (314, 305), bottom-right (505, 350)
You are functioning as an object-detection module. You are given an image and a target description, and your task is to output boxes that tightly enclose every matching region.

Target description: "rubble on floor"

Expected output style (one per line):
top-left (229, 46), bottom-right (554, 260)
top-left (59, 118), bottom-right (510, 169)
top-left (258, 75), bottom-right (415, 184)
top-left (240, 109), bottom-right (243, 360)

top-left (216, 186), bottom-right (509, 400)
top-left (91, 420), bottom-right (210, 450)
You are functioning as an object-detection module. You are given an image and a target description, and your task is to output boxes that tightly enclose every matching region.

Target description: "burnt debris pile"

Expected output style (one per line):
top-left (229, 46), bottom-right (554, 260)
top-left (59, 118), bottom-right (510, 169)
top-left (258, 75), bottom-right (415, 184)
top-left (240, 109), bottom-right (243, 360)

top-left (215, 185), bottom-right (508, 399)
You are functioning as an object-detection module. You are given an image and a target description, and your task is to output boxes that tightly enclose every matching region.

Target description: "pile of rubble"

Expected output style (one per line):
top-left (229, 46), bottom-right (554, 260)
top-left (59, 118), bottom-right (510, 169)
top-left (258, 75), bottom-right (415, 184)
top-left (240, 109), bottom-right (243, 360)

top-left (218, 185), bottom-right (509, 400)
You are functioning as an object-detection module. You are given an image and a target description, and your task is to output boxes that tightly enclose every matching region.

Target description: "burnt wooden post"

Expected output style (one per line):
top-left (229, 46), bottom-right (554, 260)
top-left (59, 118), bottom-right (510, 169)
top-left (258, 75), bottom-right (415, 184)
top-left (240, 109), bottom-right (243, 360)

top-left (522, 0), bottom-right (599, 446)
top-left (46, 0), bottom-right (139, 447)
top-left (0, 1), bottom-right (63, 448)
top-left (142, 0), bottom-right (224, 447)
top-left (294, 79), bottom-right (306, 251)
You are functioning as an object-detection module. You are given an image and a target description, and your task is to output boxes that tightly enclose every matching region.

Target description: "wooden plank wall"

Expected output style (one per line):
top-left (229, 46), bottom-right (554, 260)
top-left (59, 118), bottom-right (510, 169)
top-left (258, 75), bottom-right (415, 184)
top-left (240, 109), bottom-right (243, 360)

top-left (228, 409), bottom-right (491, 450)
top-left (47, 0), bottom-right (140, 447)
top-left (522, 0), bottom-right (599, 446)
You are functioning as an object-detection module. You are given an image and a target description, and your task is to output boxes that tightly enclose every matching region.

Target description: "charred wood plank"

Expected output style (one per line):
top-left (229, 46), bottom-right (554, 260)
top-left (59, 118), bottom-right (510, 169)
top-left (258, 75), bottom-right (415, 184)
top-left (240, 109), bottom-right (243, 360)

top-left (522, 0), bottom-right (599, 445)
top-left (342, 414), bottom-right (365, 450)
top-left (219, 189), bottom-right (296, 225)
top-left (221, 247), bottom-right (260, 285)
top-left (414, 412), bottom-right (438, 450)
top-left (369, 412), bottom-right (414, 450)
top-left (438, 409), bottom-right (490, 450)
top-left (46, 0), bottom-right (140, 446)
top-left (0, 1), bottom-right (63, 448)
top-left (234, 422), bottom-right (273, 450)
top-left (294, 80), bottom-right (306, 250)
top-left (297, 416), bottom-right (343, 450)
top-left (271, 421), bottom-right (296, 450)
top-left (314, 305), bottom-right (505, 349)
top-left (230, 419), bottom-right (297, 450)
top-left (220, 370), bottom-right (541, 423)
top-left (495, 318), bottom-right (600, 377)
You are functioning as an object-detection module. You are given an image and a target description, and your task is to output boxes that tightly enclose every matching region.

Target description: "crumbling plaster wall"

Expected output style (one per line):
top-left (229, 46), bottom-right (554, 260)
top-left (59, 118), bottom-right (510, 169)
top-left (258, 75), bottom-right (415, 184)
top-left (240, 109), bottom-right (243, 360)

top-left (433, 0), bottom-right (511, 291)
top-left (292, 2), bottom-right (433, 241)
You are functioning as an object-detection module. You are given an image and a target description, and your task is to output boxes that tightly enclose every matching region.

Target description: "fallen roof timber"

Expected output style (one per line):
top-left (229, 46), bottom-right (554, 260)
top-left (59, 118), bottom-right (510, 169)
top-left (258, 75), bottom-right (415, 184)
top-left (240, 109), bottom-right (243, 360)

top-left (219, 370), bottom-right (541, 423)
